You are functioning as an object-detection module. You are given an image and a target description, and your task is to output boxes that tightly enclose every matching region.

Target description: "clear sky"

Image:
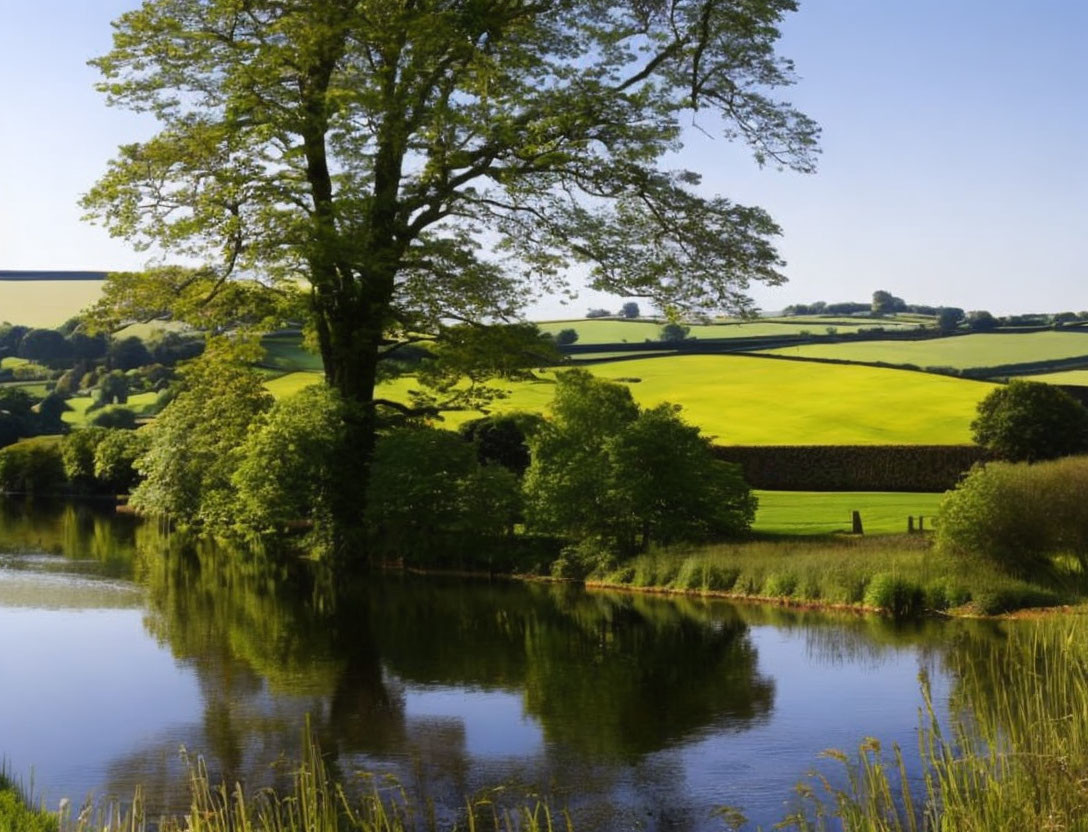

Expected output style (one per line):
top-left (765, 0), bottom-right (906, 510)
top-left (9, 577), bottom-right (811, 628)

top-left (1, 1), bottom-right (1086, 319)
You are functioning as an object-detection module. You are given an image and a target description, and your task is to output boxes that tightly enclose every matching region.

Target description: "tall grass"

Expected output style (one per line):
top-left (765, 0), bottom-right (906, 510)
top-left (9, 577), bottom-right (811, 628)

top-left (590, 535), bottom-right (1064, 616)
top-left (46, 724), bottom-right (568, 832)
top-left (781, 617), bottom-right (1088, 830)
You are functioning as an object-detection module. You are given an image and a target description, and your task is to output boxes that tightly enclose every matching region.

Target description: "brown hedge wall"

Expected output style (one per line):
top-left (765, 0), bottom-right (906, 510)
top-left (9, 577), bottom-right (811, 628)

top-left (712, 445), bottom-right (989, 492)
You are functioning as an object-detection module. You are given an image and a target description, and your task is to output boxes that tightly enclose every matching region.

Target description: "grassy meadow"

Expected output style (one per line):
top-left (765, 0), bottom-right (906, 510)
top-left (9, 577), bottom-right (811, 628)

top-left (0, 281), bottom-right (104, 328)
top-left (1018, 368), bottom-right (1088, 386)
top-left (60, 392), bottom-right (159, 426)
top-left (367, 355), bottom-right (994, 444)
top-left (761, 330), bottom-right (1088, 371)
top-left (536, 316), bottom-right (917, 344)
top-left (752, 491), bottom-right (943, 535)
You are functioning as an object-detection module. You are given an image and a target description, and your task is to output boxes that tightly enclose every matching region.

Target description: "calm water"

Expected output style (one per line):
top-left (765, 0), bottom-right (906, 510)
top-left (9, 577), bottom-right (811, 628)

top-left (0, 503), bottom-right (1013, 830)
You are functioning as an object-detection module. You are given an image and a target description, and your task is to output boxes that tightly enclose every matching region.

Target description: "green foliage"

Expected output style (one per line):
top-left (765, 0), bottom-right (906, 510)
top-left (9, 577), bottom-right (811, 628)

top-left (0, 437), bottom-right (67, 495)
top-left (87, 406), bottom-right (137, 430)
top-left (938, 455), bottom-right (1088, 579)
top-left (61, 427), bottom-right (111, 488)
top-left (232, 386), bottom-right (349, 538)
top-left (458, 412), bottom-right (545, 477)
top-left (130, 342), bottom-right (272, 527)
top-left (621, 302), bottom-right (640, 319)
top-left (364, 428), bottom-right (522, 563)
top-left (108, 335), bottom-right (152, 370)
top-left (82, 0), bottom-right (817, 544)
top-left (554, 328), bottom-right (579, 346)
top-left (871, 290), bottom-right (906, 315)
top-left (0, 389), bottom-right (46, 448)
top-left (17, 328), bottom-right (70, 364)
top-left (863, 574), bottom-right (924, 617)
top-left (93, 429), bottom-right (151, 493)
top-left (660, 322), bottom-right (691, 342)
top-left (92, 369), bottom-right (129, 407)
top-left (971, 379), bottom-right (1088, 461)
top-left (0, 778), bottom-right (56, 832)
top-left (525, 370), bottom-right (754, 555)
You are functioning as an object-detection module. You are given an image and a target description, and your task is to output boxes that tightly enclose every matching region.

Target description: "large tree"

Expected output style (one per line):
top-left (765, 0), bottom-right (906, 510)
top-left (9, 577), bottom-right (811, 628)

top-left (84, 0), bottom-right (817, 545)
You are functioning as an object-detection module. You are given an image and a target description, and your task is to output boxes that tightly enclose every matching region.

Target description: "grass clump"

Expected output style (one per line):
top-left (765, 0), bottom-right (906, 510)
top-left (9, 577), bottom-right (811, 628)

top-left (588, 534), bottom-right (1063, 617)
top-left (0, 773), bottom-right (56, 832)
top-left (781, 617), bottom-right (1088, 830)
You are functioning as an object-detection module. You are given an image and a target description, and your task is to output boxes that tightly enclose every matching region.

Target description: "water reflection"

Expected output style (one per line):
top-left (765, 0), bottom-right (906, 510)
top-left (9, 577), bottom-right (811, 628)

top-left (0, 503), bottom-right (1013, 830)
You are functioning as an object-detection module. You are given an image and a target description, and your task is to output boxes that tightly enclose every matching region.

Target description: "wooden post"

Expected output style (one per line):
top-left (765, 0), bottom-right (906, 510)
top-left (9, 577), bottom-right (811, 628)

top-left (907, 516), bottom-right (915, 533)
top-left (852, 510), bottom-right (863, 535)
top-left (918, 516), bottom-right (925, 532)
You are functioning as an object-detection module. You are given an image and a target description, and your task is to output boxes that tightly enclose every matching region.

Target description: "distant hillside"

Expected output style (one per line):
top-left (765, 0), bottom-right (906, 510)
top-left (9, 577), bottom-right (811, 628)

top-left (0, 270), bottom-right (108, 281)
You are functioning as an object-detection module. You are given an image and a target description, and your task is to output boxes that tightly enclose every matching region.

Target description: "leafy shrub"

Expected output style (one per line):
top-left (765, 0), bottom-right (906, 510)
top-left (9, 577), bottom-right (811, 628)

top-left (0, 438), bottom-right (66, 495)
top-left (88, 406), bottom-right (138, 430)
top-left (937, 456), bottom-right (1088, 579)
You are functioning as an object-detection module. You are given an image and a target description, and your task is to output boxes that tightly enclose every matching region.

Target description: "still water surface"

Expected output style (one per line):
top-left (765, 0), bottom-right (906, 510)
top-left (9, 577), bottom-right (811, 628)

top-left (0, 503), bottom-right (1012, 830)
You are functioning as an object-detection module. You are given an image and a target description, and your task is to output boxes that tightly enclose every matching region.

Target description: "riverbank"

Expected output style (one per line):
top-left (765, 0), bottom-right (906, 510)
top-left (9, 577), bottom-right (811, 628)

top-left (585, 534), bottom-right (1073, 617)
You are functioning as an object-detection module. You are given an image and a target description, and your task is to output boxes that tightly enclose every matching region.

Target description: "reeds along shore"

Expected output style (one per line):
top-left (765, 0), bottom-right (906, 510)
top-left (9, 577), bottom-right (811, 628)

top-left (589, 535), bottom-right (1066, 617)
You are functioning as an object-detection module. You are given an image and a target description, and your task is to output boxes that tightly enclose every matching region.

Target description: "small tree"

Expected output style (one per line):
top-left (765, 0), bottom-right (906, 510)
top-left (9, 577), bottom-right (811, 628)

top-left (554, 328), bottom-right (579, 346)
top-left (936, 307), bottom-right (964, 333)
top-left (109, 336), bottom-right (153, 371)
top-left (130, 341), bottom-right (272, 527)
top-left (586, 309), bottom-right (612, 319)
top-left (621, 302), bottom-right (641, 319)
top-left (971, 380), bottom-right (1088, 462)
top-left (18, 328), bottom-right (72, 364)
top-left (660, 322), bottom-right (691, 342)
top-left (968, 310), bottom-right (998, 332)
top-left (525, 370), bottom-right (753, 557)
top-left (871, 290), bottom-right (906, 316)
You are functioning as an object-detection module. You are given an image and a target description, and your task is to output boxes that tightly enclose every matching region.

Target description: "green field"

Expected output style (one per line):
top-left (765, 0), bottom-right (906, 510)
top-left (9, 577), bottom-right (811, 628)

top-left (536, 316), bottom-right (916, 345)
top-left (369, 354), bottom-right (994, 444)
top-left (1019, 369), bottom-right (1088, 386)
top-left (0, 280), bottom-right (104, 327)
top-left (760, 331), bottom-right (1088, 371)
top-left (260, 334), bottom-right (323, 372)
top-left (61, 391), bottom-right (159, 425)
top-left (752, 490), bottom-right (944, 535)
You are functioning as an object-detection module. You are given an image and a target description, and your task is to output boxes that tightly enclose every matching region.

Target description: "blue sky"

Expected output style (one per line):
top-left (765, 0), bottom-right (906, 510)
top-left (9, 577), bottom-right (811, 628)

top-left (1, 1), bottom-right (1085, 318)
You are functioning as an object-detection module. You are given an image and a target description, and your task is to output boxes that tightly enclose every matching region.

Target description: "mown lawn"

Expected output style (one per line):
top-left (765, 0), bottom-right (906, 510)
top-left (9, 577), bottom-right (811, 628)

top-left (0, 281), bottom-right (104, 328)
top-left (760, 331), bottom-right (1088, 371)
top-left (752, 490), bottom-right (944, 535)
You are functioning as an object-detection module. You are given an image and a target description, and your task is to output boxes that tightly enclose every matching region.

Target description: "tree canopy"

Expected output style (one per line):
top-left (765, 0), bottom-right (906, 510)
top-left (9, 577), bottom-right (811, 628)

top-left (84, 0), bottom-right (816, 547)
top-left (971, 380), bottom-right (1088, 463)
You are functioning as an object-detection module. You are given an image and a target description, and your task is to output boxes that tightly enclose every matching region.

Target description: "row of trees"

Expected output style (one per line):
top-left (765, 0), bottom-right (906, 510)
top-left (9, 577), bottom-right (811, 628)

top-left (586, 303), bottom-right (642, 319)
top-left (78, 347), bottom-right (754, 569)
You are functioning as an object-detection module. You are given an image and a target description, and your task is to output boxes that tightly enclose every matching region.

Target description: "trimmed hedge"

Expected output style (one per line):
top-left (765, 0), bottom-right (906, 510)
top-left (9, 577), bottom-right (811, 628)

top-left (712, 444), bottom-right (988, 492)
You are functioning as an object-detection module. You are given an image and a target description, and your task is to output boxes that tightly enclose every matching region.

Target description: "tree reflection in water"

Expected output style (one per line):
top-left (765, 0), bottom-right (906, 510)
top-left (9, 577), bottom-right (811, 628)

top-left (109, 530), bottom-right (775, 827)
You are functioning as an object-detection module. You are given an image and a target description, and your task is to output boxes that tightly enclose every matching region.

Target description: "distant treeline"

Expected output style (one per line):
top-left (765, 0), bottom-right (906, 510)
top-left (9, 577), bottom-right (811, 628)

top-left (712, 444), bottom-right (989, 492)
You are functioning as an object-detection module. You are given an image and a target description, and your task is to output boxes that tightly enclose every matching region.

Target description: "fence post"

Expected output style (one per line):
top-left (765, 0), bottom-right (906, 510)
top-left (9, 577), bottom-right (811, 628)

top-left (907, 516), bottom-right (914, 533)
top-left (852, 510), bottom-right (863, 535)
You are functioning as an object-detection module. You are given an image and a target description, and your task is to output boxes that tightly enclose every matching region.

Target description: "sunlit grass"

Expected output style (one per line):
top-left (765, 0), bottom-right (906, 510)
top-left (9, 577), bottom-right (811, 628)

top-left (592, 535), bottom-right (1065, 616)
top-left (752, 491), bottom-right (944, 535)
top-left (761, 331), bottom-right (1088, 371)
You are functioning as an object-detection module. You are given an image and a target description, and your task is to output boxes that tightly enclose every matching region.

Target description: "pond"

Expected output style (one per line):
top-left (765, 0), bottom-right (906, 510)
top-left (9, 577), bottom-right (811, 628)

top-left (0, 502), bottom-right (1015, 830)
